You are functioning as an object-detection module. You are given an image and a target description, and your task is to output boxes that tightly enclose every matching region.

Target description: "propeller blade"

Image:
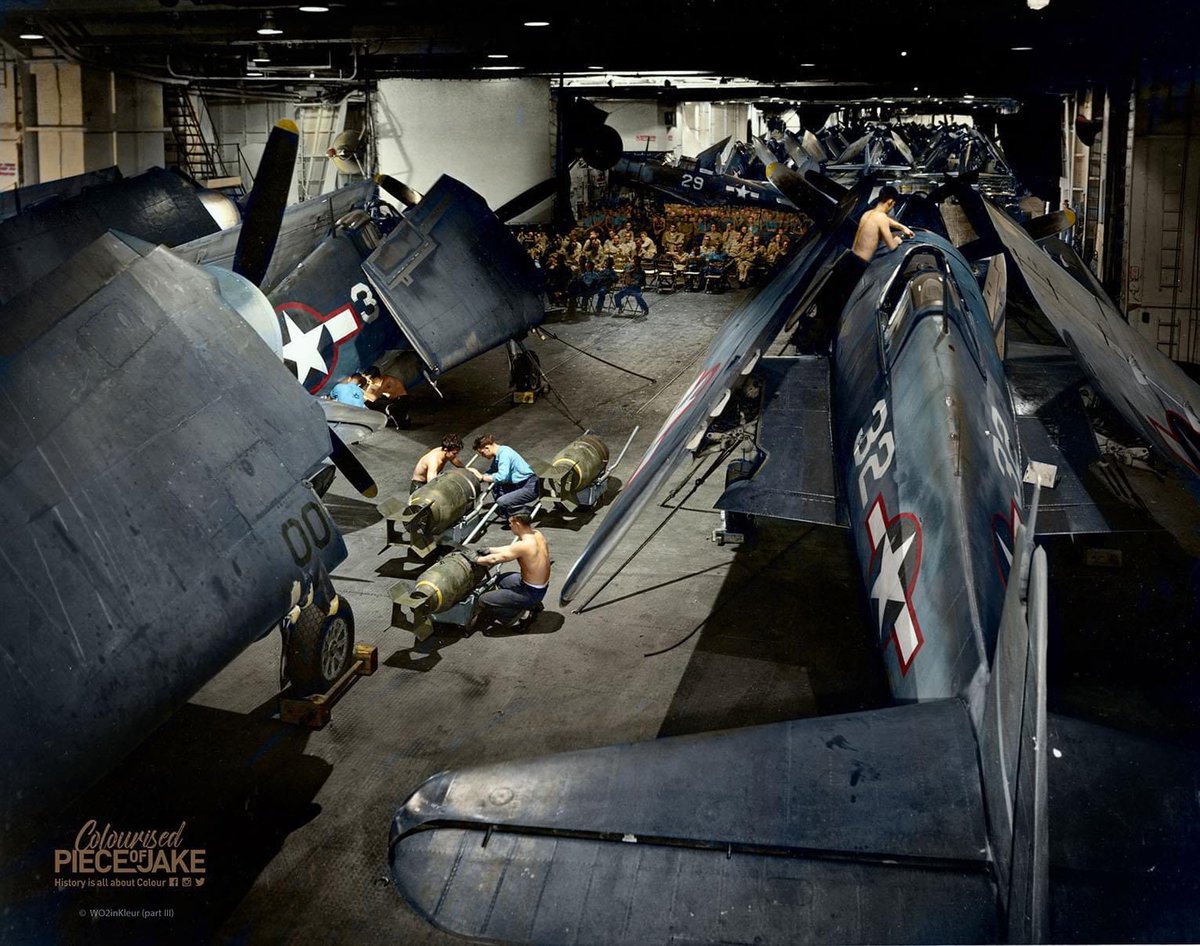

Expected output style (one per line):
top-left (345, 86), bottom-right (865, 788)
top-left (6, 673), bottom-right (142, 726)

top-left (1021, 207), bottom-right (1076, 242)
top-left (494, 177), bottom-right (558, 223)
top-left (232, 118), bottom-right (299, 287)
top-left (328, 428), bottom-right (378, 498)
top-left (375, 173), bottom-right (423, 208)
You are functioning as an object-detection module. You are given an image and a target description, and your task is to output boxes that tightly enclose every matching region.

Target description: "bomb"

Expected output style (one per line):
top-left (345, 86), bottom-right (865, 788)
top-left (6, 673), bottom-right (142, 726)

top-left (540, 435), bottom-right (609, 511)
top-left (391, 469), bottom-right (481, 558)
top-left (391, 550), bottom-right (489, 640)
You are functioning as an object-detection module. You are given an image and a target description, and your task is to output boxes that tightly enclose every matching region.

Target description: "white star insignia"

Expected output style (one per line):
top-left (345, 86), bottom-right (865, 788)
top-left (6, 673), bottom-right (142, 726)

top-left (870, 530), bottom-right (917, 632)
top-left (280, 311), bottom-right (329, 383)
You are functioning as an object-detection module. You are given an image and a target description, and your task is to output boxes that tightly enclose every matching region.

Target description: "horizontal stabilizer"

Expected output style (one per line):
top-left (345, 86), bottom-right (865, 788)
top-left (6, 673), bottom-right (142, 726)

top-left (389, 700), bottom-right (997, 944)
top-left (362, 175), bottom-right (545, 378)
top-left (716, 355), bottom-right (846, 526)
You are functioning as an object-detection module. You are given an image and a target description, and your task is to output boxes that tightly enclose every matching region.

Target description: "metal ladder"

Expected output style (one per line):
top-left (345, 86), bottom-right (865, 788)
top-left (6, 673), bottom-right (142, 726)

top-left (164, 86), bottom-right (226, 184)
top-left (296, 100), bottom-right (347, 201)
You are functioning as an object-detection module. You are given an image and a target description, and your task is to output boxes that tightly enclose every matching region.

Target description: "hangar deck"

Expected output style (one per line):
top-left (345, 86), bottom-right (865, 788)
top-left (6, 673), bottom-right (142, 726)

top-left (6, 285), bottom-right (1200, 945)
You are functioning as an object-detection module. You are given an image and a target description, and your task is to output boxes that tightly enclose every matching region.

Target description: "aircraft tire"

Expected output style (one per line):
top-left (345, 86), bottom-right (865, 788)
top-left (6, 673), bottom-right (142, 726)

top-left (286, 598), bottom-right (356, 696)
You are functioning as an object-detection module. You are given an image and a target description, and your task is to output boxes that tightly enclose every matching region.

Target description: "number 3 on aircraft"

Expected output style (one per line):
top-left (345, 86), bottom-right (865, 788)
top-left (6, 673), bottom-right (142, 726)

top-left (854, 399), bottom-right (895, 504)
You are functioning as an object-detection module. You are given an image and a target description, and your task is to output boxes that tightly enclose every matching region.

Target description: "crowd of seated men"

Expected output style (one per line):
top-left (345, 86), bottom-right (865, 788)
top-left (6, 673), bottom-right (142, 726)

top-left (513, 196), bottom-right (812, 309)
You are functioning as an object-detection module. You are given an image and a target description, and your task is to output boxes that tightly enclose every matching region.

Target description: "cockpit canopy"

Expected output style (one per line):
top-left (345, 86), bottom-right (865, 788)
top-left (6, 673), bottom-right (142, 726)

top-left (879, 247), bottom-right (983, 372)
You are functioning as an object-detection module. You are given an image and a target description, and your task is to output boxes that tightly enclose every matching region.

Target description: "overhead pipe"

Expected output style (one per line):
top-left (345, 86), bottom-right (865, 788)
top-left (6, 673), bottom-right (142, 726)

top-left (42, 22), bottom-right (189, 85)
top-left (166, 46), bottom-right (358, 84)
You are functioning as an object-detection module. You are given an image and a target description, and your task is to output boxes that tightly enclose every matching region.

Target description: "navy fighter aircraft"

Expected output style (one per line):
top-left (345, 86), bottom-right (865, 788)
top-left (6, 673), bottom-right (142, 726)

top-left (0, 122), bottom-right (547, 829)
top-left (608, 154), bottom-right (799, 211)
top-left (385, 168), bottom-right (1200, 942)
top-left (178, 171), bottom-right (548, 402)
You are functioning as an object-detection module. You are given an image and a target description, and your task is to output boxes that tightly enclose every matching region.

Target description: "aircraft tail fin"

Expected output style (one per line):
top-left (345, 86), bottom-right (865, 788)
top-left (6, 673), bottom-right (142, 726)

top-left (977, 515), bottom-right (1050, 942)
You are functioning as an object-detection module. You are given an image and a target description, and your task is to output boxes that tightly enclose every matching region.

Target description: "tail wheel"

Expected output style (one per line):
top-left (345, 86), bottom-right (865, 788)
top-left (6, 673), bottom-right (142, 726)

top-left (285, 598), bottom-right (355, 696)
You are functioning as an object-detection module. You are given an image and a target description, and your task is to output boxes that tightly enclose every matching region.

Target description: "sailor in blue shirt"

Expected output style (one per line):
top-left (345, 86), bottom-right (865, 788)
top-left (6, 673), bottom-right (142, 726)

top-left (328, 374), bottom-right (367, 408)
top-left (470, 433), bottom-right (538, 517)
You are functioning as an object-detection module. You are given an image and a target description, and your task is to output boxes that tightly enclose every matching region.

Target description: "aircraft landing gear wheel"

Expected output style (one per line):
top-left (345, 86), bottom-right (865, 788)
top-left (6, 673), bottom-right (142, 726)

top-left (285, 598), bottom-right (355, 696)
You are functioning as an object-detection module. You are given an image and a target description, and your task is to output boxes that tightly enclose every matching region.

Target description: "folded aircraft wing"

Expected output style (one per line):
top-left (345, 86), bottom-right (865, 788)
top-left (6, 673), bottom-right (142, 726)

top-left (559, 181), bottom-right (872, 603)
top-left (714, 355), bottom-right (846, 527)
top-left (176, 180), bottom-right (375, 295)
top-left (0, 167), bottom-right (222, 306)
top-left (0, 233), bottom-right (344, 823)
top-left (360, 175), bottom-right (545, 379)
top-left (980, 201), bottom-right (1200, 490)
top-left (0, 165), bottom-right (123, 222)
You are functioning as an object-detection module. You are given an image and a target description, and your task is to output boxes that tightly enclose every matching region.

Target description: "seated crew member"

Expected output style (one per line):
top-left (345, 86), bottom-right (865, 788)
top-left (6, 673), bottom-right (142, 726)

top-left (470, 434), bottom-right (538, 517)
top-left (702, 247), bottom-right (731, 291)
top-left (410, 433), bottom-right (465, 495)
top-left (612, 256), bottom-right (650, 314)
top-left (662, 221), bottom-right (686, 256)
top-left (594, 256), bottom-right (618, 310)
top-left (544, 253), bottom-right (573, 303)
top-left (362, 365), bottom-right (410, 428)
top-left (328, 373), bottom-right (368, 407)
top-left (470, 511), bottom-right (550, 627)
top-left (567, 258), bottom-right (600, 310)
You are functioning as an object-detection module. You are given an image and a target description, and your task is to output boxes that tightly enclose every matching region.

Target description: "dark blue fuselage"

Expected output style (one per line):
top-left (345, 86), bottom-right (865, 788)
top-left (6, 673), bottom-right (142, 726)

top-left (832, 234), bottom-right (1024, 701)
top-left (268, 224), bottom-right (409, 396)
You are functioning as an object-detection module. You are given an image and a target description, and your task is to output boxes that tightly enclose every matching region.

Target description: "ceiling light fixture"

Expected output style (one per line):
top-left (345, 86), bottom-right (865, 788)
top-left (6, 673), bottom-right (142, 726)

top-left (257, 12), bottom-right (283, 35)
top-left (480, 65), bottom-right (522, 71)
top-left (298, 4), bottom-right (330, 11)
top-left (963, 94), bottom-right (975, 100)
top-left (1026, 0), bottom-right (1049, 9)
top-left (19, 30), bottom-right (44, 40)
top-left (252, 44), bottom-right (271, 62)
top-left (246, 71), bottom-right (264, 77)
top-left (19, 21), bottom-right (43, 40)
top-left (800, 62), bottom-right (816, 67)
top-left (1011, 45), bottom-right (1034, 50)
top-left (900, 50), bottom-right (908, 56)
top-left (523, 20), bottom-right (550, 27)
top-left (587, 65), bottom-right (603, 70)
top-left (487, 53), bottom-right (509, 59)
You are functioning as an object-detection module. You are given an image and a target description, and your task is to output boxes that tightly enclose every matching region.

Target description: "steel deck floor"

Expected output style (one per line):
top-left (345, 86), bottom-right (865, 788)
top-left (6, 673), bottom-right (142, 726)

top-left (4, 284), bottom-right (1200, 945)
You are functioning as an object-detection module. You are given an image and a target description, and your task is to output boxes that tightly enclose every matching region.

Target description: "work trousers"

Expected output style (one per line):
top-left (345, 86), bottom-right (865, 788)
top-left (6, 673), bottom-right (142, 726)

top-left (493, 475), bottom-right (538, 515)
top-left (478, 572), bottom-right (547, 623)
top-left (613, 286), bottom-right (649, 313)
